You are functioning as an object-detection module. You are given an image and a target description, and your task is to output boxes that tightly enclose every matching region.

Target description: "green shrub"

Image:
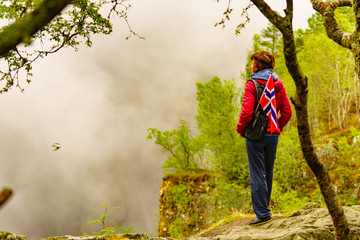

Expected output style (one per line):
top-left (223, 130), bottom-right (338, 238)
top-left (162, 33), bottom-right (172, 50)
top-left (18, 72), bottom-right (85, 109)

top-left (271, 182), bottom-right (310, 213)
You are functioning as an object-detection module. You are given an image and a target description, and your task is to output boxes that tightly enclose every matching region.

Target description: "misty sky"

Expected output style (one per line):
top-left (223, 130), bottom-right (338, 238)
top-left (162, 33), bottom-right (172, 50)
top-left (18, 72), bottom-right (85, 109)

top-left (0, 1), bottom-right (314, 239)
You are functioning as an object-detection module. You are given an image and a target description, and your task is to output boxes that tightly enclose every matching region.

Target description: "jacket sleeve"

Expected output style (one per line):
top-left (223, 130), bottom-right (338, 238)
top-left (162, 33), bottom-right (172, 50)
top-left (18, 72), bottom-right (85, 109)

top-left (278, 87), bottom-right (292, 131)
top-left (237, 81), bottom-right (256, 137)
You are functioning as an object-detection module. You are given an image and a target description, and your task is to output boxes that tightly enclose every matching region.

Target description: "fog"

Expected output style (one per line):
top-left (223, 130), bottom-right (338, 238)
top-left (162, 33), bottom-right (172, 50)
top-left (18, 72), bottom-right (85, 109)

top-left (0, 1), bottom-right (314, 239)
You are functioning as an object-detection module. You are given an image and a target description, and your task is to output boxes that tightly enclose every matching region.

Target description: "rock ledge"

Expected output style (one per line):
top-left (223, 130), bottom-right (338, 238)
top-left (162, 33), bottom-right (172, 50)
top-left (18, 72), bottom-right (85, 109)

top-left (2, 204), bottom-right (360, 240)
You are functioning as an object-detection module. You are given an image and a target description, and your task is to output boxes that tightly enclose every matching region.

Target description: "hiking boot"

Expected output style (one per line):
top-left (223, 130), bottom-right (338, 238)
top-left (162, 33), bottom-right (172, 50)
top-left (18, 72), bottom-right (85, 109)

top-left (248, 216), bottom-right (272, 226)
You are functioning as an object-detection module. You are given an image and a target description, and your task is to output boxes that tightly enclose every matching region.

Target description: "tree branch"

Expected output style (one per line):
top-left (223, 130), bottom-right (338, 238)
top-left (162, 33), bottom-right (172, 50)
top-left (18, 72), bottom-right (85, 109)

top-left (284, 0), bottom-right (293, 25)
top-left (310, 0), bottom-right (353, 49)
top-left (0, 188), bottom-right (13, 208)
top-left (0, 0), bottom-right (73, 57)
top-left (251, 0), bottom-right (305, 86)
top-left (251, 0), bottom-right (286, 32)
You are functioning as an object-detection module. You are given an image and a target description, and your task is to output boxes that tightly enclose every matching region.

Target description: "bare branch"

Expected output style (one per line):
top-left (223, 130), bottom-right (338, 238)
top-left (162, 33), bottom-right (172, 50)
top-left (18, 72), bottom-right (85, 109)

top-left (106, 0), bottom-right (145, 39)
top-left (214, 0), bottom-right (234, 29)
top-left (235, 2), bottom-right (253, 35)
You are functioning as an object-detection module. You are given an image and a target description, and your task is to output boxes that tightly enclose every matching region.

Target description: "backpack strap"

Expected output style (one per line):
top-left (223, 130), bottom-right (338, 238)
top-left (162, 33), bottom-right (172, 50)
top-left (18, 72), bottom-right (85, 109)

top-left (247, 79), bottom-right (264, 103)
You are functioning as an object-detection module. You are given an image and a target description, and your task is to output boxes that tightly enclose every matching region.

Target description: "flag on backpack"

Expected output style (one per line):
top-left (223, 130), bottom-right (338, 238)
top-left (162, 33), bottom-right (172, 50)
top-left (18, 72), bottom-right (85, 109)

top-left (259, 73), bottom-right (278, 134)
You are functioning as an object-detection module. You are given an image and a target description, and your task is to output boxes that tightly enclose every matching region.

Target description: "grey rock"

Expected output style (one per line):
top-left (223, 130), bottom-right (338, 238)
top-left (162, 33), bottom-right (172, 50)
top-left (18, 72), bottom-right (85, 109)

top-left (210, 204), bottom-right (360, 240)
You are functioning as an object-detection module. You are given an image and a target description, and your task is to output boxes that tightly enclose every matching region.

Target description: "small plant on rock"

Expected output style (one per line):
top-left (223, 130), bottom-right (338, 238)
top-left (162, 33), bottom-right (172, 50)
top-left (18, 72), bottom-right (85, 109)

top-left (87, 205), bottom-right (133, 236)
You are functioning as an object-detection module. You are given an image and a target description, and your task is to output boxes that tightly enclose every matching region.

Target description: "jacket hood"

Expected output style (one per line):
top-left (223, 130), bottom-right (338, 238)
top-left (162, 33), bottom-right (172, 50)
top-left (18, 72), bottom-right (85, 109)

top-left (251, 68), bottom-right (278, 81)
top-left (251, 68), bottom-right (284, 91)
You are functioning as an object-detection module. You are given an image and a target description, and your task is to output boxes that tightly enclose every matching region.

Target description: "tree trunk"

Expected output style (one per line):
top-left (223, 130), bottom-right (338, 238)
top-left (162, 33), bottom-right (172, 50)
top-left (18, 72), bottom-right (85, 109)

top-left (353, 0), bottom-right (360, 126)
top-left (283, 27), bottom-right (351, 240)
top-left (353, 43), bottom-right (360, 126)
top-left (250, 0), bottom-right (351, 239)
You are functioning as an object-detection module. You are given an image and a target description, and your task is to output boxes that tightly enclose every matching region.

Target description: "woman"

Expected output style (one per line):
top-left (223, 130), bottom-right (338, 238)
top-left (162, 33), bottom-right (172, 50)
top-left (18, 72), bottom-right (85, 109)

top-left (237, 50), bottom-right (292, 225)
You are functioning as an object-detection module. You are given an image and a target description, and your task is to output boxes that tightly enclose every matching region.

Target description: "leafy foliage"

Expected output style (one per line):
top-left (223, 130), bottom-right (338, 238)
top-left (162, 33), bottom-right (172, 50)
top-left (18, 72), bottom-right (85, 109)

top-left (159, 172), bottom-right (251, 239)
top-left (148, 77), bottom-right (247, 182)
top-left (316, 127), bottom-right (360, 206)
top-left (257, 23), bottom-right (282, 55)
top-left (147, 120), bottom-right (204, 173)
top-left (296, 13), bottom-right (355, 132)
top-left (195, 77), bottom-right (247, 182)
top-left (86, 205), bottom-right (134, 236)
top-left (207, 177), bottom-right (251, 218)
top-left (0, 0), bottom-right (142, 92)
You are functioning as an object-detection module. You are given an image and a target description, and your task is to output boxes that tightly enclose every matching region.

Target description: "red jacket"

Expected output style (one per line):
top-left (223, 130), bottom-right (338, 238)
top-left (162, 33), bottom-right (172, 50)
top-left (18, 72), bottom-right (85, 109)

top-left (237, 75), bottom-right (292, 137)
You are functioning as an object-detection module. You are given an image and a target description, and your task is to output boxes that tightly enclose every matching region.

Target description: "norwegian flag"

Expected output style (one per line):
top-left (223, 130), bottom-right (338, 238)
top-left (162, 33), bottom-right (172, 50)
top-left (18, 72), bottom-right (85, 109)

top-left (259, 73), bottom-right (278, 134)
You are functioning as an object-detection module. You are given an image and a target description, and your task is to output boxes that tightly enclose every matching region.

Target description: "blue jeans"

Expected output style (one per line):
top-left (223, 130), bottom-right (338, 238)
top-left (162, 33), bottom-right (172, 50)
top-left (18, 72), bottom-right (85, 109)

top-left (246, 135), bottom-right (279, 219)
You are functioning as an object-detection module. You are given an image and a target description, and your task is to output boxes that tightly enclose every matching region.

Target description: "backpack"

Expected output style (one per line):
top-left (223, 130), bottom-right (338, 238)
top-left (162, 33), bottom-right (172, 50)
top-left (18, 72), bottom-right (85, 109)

top-left (245, 79), bottom-right (269, 141)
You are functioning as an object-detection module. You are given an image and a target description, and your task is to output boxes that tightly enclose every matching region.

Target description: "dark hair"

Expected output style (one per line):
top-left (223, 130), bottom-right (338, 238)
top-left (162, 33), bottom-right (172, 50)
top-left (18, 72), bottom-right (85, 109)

top-left (251, 51), bottom-right (275, 73)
